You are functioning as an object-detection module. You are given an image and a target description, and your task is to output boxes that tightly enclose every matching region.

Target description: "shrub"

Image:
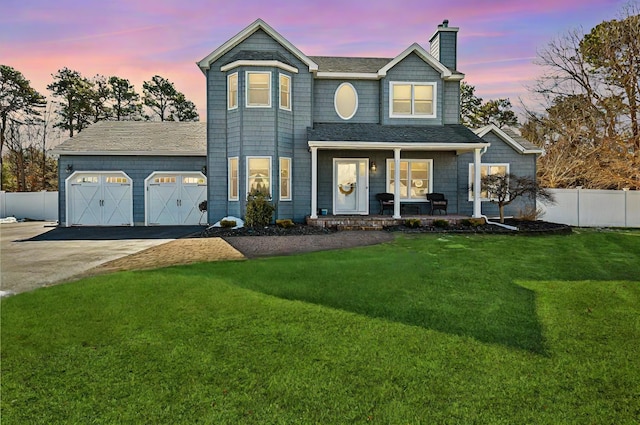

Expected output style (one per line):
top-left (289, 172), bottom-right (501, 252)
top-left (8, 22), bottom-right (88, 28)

top-left (404, 218), bottom-right (422, 228)
top-left (276, 219), bottom-right (295, 229)
top-left (461, 218), bottom-right (485, 227)
top-left (433, 219), bottom-right (450, 228)
top-left (517, 206), bottom-right (545, 221)
top-left (220, 219), bottom-right (237, 228)
top-left (245, 189), bottom-right (275, 227)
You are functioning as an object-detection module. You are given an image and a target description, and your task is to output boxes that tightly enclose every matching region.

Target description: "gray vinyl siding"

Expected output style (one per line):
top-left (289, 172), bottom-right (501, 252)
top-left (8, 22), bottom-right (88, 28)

top-left (442, 81), bottom-right (460, 124)
top-left (313, 80), bottom-right (379, 123)
top-left (206, 28), bottom-right (314, 223)
top-left (381, 53), bottom-right (444, 126)
top-left (456, 132), bottom-right (538, 217)
top-left (58, 155), bottom-right (206, 226)
top-left (435, 31), bottom-right (457, 71)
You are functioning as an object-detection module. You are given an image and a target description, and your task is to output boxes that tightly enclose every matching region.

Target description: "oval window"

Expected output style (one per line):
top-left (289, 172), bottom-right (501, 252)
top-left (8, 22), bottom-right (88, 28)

top-left (334, 83), bottom-right (358, 120)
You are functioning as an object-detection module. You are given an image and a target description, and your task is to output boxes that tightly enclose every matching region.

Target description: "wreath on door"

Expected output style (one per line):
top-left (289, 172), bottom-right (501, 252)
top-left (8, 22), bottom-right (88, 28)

top-left (339, 182), bottom-right (355, 195)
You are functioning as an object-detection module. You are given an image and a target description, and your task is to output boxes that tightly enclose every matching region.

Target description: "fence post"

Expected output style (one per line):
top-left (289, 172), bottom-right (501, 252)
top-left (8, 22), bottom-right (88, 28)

top-left (576, 187), bottom-right (581, 227)
top-left (623, 187), bottom-right (629, 227)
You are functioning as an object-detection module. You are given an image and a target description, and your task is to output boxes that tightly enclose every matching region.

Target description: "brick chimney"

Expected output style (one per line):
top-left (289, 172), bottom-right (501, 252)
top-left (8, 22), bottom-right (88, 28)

top-left (429, 19), bottom-right (459, 70)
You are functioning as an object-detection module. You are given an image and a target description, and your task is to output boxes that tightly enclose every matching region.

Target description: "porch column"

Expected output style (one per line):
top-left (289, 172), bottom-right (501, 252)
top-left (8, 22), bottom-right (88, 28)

top-left (310, 147), bottom-right (318, 219)
top-left (473, 147), bottom-right (482, 218)
top-left (393, 148), bottom-right (401, 219)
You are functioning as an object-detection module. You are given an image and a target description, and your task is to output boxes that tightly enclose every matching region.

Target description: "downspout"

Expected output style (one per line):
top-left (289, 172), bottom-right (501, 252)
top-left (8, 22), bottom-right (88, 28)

top-left (476, 145), bottom-right (518, 230)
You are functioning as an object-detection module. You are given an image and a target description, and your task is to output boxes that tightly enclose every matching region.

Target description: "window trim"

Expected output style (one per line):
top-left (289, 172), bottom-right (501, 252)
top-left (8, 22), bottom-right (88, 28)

top-left (279, 157), bottom-right (292, 201)
top-left (246, 156), bottom-right (272, 197)
top-left (389, 81), bottom-right (437, 119)
top-left (334, 82), bottom-right (358, 120)
top-left (228, 157), bottom-right (239, 201)
top-left (468, 163), bottom-right (510, 201)
top-left (245, 71), bottom-right (272, 108)
top-left (227, 73), bottom-right (238, 110)
top-left (385, 158), bottom-right (433, 202)
top-left (279, 73), bottom-right (291, 111)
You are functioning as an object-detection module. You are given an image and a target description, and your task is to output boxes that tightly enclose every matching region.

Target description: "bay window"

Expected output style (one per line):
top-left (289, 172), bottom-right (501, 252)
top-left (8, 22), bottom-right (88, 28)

top-left (246, 72), bottom-right (271, 107)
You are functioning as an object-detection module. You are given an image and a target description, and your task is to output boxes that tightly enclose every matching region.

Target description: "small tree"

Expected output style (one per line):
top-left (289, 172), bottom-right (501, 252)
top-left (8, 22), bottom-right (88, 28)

top-left (245, 188), bottom-right (275, 227)
top-left (481, 173), bottom-right (555, 223)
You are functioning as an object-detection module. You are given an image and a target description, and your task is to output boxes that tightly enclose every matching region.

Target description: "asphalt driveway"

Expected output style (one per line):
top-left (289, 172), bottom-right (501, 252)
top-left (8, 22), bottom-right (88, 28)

top-left (0, 222), bottom-right (204, 297)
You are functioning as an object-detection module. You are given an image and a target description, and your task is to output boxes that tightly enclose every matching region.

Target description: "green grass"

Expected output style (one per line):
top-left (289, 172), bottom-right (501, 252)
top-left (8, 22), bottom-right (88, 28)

top-left (2, 229), bottom-right (640, 424)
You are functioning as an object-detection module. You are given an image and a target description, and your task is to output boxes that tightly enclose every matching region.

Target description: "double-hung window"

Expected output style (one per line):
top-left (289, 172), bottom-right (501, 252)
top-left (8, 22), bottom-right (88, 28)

top-left (468, 163), bottom-right (509, 201)
top-left (279, 157), bottom-right (291, 201)
top-left (227, 73), bottom-right (238, 110)
top-left (246, 72), bottom-right (271, 107)
top-left (386, 159), bottom-right (433, 200)
top-left (247, 157), bottom-right (271, 196)
top-left (279, 74), bottom-right (291, 110)
top-left (390, 82), bottom-right (436, 118)
top-left (228, 157), bottom-right (239, 201)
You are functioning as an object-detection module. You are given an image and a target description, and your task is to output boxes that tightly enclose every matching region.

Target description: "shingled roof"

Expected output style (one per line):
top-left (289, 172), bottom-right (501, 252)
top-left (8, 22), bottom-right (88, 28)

top-left (308, 123), bottom-right (485, 144)
top-left (52, 121), bottom-right (207, 156)
top-left (308, 56), bottom-right (392, 73)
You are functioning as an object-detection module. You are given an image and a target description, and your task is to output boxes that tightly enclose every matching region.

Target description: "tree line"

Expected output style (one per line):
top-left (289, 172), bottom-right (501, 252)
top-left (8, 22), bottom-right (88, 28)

top-left (0, 67), bottom-right (199, 191)
top-left (522, 3), bottom-right (639, 190)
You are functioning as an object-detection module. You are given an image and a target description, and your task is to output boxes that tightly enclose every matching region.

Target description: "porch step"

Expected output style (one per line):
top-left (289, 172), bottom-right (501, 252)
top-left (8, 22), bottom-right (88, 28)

top-left (336, 225), bottom-right (382, 231)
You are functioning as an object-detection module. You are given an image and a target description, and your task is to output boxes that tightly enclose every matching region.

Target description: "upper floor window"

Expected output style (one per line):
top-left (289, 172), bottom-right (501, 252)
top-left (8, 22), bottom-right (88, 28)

top-left (279, 74), bottom-right (291, 111)
top-left (468, 163), bottom-right (509, 201)
top-left (246, 72), bottom-right (271, 107)
top-left (334, 83), bottom-right (358, 120)
top-left (227, 73), bottom-right (238, 110)
top-left (390, 82), bottom-right (436, 118)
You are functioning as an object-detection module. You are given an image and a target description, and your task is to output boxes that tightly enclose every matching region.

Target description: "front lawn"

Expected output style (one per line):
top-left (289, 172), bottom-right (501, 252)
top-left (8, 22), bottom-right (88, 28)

top-left (2, 229), bottom-right (639, 424)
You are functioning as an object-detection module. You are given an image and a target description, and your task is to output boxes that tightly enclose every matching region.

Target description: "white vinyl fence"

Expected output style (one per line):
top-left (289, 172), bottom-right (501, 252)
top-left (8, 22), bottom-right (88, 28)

top-left (540, 189), bottom-right (640, 228)
top-left (0, 191), bottom-right (58, 221)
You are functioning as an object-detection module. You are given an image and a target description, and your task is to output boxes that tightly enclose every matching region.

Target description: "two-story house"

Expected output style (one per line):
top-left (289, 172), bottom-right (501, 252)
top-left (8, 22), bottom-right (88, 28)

top-left (197, 19), bottom-right (540, 225)
top-left (53, 19), bottom-right (541, 227)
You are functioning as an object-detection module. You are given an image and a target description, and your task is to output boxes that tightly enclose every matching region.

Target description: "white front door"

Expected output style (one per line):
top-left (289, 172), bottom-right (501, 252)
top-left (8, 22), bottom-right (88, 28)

top-left (333, 159), bottom-right (369, 215)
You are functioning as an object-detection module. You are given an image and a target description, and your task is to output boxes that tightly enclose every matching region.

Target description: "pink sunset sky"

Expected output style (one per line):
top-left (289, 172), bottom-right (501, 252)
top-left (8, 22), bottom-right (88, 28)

top-left (1, 0), bottom-right (627, 122)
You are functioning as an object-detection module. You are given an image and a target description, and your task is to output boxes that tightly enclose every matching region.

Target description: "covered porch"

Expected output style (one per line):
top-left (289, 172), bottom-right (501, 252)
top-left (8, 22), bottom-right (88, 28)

top-left (307, 123), bottom-right (491, 222)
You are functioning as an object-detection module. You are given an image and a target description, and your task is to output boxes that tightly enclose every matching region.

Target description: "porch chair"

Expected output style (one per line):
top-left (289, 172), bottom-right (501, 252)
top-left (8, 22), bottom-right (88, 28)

top-left (375, 193), bottom-right (395, 215)
top-left (426, 193), bottom-right (448, 215)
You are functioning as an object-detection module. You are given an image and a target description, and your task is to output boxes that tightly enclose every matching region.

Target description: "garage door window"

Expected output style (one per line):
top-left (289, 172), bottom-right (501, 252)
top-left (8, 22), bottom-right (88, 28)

top-left (183, 176), bottom-right (205, 184)
top-left (76, 176), bottom-right (98, 183)
top-left (154, 176), bottom-right (176, 184)
top-left (106, 176), bottom-right (128, 183)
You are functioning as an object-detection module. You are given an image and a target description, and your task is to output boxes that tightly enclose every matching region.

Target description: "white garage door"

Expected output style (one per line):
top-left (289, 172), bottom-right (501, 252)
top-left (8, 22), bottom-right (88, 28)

top-left (66, 172), bottom-right (133, 226)
top-left (145, 172), bottom-right (207, 225)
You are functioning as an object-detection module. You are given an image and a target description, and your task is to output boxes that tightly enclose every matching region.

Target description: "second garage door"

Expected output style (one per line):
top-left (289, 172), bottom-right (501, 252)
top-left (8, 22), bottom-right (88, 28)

top-left (145, 172), bottom-right (207, 225)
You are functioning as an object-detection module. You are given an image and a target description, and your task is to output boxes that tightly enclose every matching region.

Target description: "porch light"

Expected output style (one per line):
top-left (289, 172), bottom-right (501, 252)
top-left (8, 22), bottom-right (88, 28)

top-left (65, 164), bottom-right (73, 173)
top-left (201, 165), bottom-right (207, 174)
top-left (370, 161), bottom-right (377, 172)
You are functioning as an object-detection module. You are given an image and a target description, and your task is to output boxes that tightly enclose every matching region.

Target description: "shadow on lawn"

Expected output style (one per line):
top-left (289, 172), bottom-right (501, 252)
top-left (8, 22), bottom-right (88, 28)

top-left (192, 260), bottom-right (548, 354)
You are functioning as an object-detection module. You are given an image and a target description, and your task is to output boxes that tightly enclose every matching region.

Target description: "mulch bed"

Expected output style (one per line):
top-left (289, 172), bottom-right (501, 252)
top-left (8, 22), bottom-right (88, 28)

top-left (200, 219), bottom-right (571, 238)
